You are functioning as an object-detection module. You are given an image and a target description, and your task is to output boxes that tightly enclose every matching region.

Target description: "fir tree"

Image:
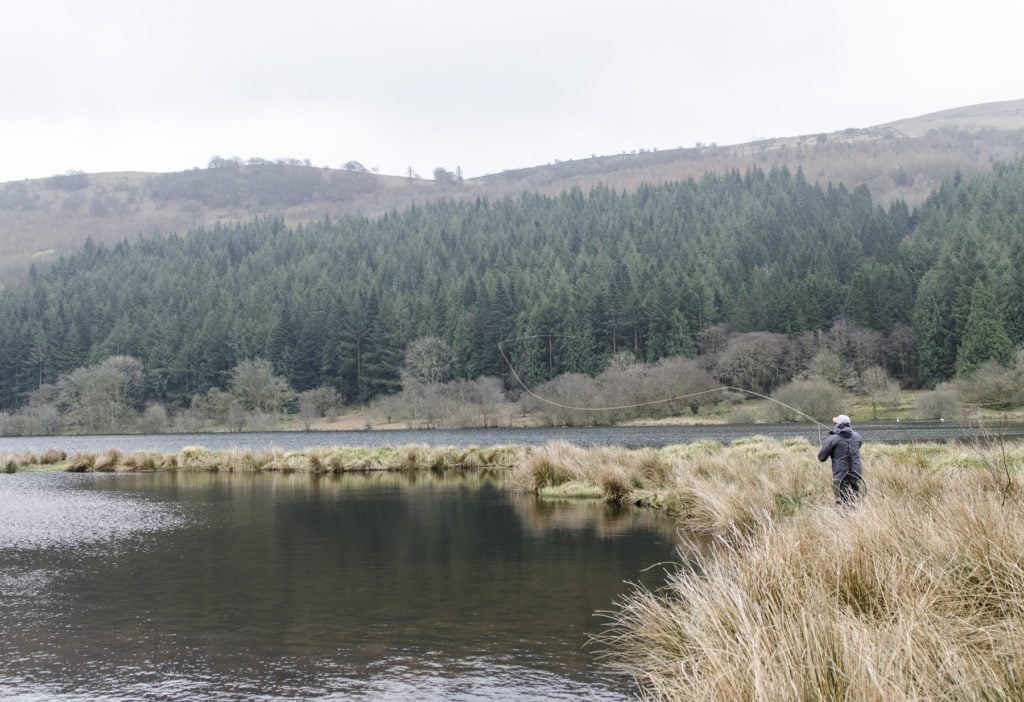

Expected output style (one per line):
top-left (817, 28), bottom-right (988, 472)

top-left (956, 281), bottom-right (1014, 376)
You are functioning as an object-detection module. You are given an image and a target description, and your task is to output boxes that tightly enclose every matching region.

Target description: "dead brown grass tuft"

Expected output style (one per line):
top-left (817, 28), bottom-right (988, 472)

top-left (39, 448), bottom-right (67, 464)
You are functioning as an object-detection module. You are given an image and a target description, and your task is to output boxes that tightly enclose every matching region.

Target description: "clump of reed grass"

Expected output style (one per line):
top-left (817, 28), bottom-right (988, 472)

top-left (92, 448), bottom-right (124, 472)
top-left (679, 439), bottom-right (724, 455)
top-left (122, 451), bottom-right (160, 471)
top-left (66, 453), bottom-right (95, 472)
top-left (236, 449), bottom-right (278, 472)
top-left (178, 445), bottom-right (212, 470)
top-left (522, 442), bottom-right (585, 490)
top-left (396, 444), bottom-right (429, 469)
top-left (729, 435), bottom-right (775, 447)
top-left (600, 471), bottom-right (634, 504)
top-left (2, 456), bottom-right (18, 473)
top-left (479, 445), bottom-right (522, 465)
top-left (263, 454), bottom-right (308, 473)
top-left (307, 451), bottom-right (327, 474)
top-left (636, 450), bottom-right (674, 487)
top-left (39, 448), bottom-right (67, 464)
top-left (520, 443), bottom-right (675, 504)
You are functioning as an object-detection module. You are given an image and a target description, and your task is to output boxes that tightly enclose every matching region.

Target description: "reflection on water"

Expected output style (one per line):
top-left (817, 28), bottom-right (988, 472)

top-left (0, 471), bottom-right (678, 700)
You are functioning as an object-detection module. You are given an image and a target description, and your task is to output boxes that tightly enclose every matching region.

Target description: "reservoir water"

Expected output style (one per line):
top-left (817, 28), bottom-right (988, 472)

top-left (1, 420), bottom-right (1020, 456)
top-left (0, 470), bottom-right (678, 701)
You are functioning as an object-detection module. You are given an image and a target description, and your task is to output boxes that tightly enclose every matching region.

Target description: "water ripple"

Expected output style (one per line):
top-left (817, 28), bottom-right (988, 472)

top-left (0, 473), bottom-right (185, 552)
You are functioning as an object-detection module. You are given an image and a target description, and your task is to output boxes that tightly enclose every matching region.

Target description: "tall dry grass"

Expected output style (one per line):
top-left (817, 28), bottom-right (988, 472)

top-left (594, 440), bottom-right (1024, 701)
top-left (1, 448), bottom-right (68, 472)
top-left (61, 444), bottom-right (524, 474)
top-left (518, 437), bottom-right (829, 532)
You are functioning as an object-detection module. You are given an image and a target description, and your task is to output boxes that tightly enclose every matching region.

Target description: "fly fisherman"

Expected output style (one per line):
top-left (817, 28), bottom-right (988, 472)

top-left (817, 414), bottom-right (863, 504)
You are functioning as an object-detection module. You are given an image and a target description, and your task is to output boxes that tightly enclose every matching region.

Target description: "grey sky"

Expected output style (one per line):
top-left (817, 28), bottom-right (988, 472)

top-left (2, 0), bottom-right (1021, 182)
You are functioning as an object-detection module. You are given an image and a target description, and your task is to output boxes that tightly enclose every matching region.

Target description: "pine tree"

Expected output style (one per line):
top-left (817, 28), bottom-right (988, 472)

top-left (956, 281), bottom-right (1014, 376)
top-left (913, 270), bottom-right (957, 386)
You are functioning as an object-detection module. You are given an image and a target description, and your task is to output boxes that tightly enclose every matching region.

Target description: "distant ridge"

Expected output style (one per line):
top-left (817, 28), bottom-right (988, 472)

top-left (1, 98), bottom-right (1023, 281)
top-left (880, 98), bottom-right (1024, 137)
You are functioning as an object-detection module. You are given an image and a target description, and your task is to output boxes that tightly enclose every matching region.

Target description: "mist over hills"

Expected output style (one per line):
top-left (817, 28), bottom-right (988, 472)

top-left (1, 98), bottom-right (1022, 282)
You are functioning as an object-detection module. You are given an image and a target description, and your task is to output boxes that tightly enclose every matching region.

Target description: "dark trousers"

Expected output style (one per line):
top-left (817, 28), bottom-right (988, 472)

top-left (833, 472), bottom-right (862, 504)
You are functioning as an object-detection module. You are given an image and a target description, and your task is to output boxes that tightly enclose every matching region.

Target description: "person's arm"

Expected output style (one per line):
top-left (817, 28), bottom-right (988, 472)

top-left (817, 435), bottom-right (836, 462)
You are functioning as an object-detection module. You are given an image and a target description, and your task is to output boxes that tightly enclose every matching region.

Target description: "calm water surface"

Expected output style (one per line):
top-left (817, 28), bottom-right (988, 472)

top-left (2, 421), bottom-right (1021, 456)
top-left (0, 471), bottom-right (679, 701)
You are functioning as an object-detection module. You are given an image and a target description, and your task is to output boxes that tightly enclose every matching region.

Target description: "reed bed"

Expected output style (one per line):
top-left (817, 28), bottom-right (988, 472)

top-left (59, 444), bottom-right (525, 474)
top-left (1, 448), bottom-right (67, 472)
top-left (519, 437), bottom-right (829, 531)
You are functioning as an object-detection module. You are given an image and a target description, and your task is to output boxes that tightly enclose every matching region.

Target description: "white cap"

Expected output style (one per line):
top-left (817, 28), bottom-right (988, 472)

top-left (832, 414), bottom-right (851, 426)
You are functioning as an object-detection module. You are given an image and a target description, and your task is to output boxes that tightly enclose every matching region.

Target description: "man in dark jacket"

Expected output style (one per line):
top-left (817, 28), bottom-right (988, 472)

top-left (817, 414), bottom-right (863, 504)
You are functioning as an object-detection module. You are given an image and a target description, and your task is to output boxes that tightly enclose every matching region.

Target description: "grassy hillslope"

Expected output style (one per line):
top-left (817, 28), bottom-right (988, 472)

top-left (1, 99), bottom-right (1023, 283)
top-left (881, 97), bottom-right (1024, 136)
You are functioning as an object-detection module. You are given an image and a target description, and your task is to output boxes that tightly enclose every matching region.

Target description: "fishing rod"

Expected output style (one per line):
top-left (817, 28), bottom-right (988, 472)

top-left (498, 334), bottom-right (832, 441)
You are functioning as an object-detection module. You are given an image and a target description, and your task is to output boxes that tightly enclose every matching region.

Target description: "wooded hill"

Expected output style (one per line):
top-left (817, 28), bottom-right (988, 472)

top-left (2, 155), bottom-right (1023, 413)
top-left (2, 99), bottom-right (1022, 283)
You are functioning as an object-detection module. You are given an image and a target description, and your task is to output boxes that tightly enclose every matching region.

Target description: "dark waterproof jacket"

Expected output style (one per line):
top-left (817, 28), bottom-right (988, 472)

top-left (817, 427), bottom-right (863, 481)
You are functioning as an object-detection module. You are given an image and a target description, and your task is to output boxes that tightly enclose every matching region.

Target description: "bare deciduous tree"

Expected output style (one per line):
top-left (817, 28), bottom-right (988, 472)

top-left (404, 337), bottom-right (453, 386)
top-left (917, 382), bottom-right (963, 420)
top-left (57, 355), bottom-right (143, 433)
top-left (859, 366), bottom-right (901, 419)
top-left (299, 386), bottom-right (341, 429)
top-left (807, 349), bottom-right (858, 390)
top-left (828, 319), bottom-right (884, 374)
top-left (139, 402), bottom-right (169, 433)
top-left (715, 332), bottom-right (790, 394)
top-left (229, 358), bottom-right (294, 414)
top-left (770, 379), bottom-right (844, 423)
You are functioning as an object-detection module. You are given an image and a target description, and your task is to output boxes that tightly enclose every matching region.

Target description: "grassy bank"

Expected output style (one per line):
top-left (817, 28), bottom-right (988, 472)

top-left (565, 439), bottom-right (1022, 701)
top-left (517, 439), bottom-right (1024, 699)
top-left (5, 437), bottom-right (1023, 699)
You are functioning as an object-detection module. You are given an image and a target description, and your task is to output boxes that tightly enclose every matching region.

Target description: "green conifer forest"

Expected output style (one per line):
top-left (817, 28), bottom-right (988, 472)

top-left (2, 160), bottom-right (1023, 415)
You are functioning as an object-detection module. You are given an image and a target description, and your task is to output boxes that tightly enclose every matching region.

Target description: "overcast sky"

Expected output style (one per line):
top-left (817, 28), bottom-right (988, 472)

top-left (2, 0), bottom-right (1021, 183)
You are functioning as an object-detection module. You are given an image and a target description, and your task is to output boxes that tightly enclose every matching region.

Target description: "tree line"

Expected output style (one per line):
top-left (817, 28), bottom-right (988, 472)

top-left (2, 160), bottom-right (1024, 419)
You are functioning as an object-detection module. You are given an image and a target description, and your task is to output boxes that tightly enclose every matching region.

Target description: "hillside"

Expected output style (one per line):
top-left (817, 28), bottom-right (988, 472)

top-left (1, 99), bottom-right (1023, 283)
top-left (4, 155), bottom-right (1024, 418)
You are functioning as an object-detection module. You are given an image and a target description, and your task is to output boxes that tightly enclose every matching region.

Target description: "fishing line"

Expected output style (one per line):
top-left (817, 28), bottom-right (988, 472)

top-left (498, 334), bottom-right (831, 442)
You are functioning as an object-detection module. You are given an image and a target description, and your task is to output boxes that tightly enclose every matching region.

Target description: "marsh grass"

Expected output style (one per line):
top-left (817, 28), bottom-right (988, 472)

top-left (61, 444), bottom-right (524, 475)
top-left (39, 448), bottom-right (67, 464)
top-left (0, 448), bottom-right (69, 472)
top-left (593, 440), bottom-right (1024, 701)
